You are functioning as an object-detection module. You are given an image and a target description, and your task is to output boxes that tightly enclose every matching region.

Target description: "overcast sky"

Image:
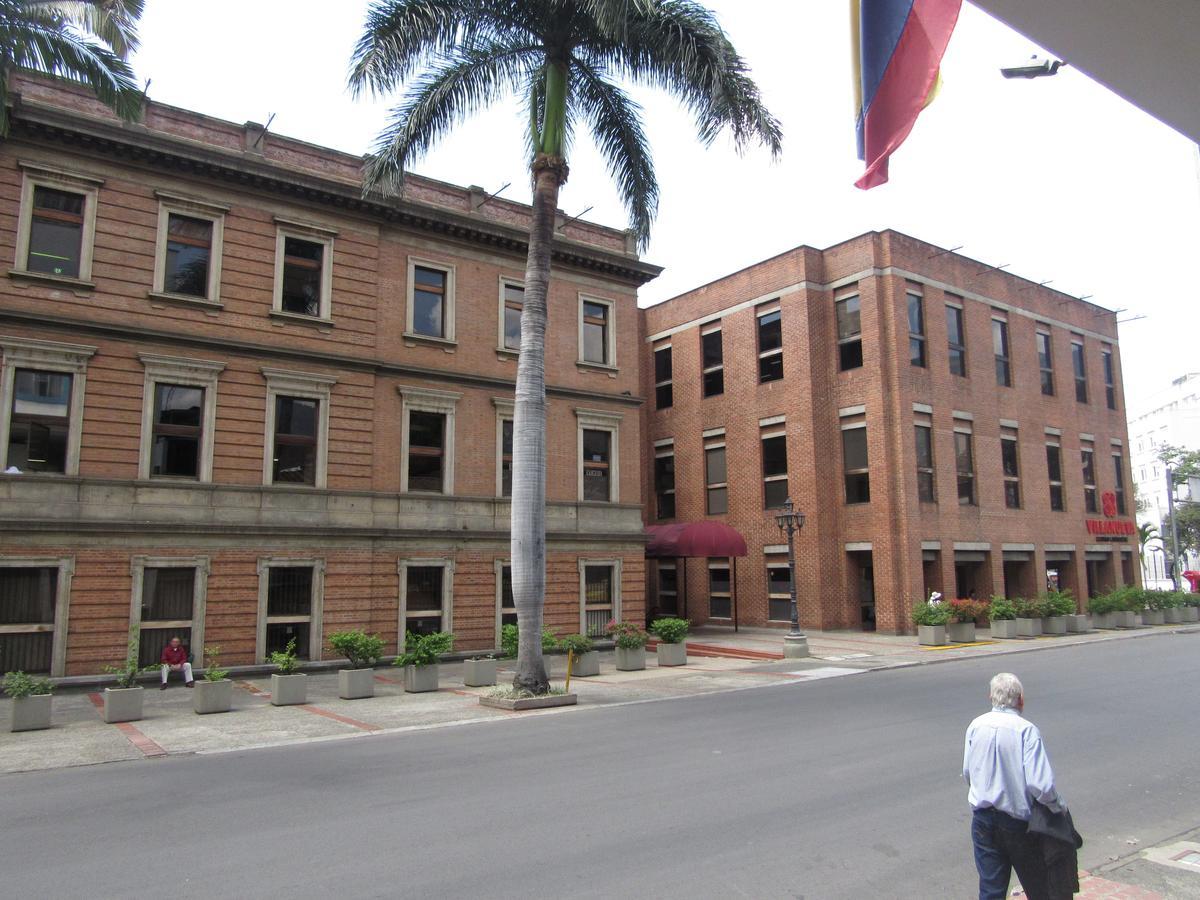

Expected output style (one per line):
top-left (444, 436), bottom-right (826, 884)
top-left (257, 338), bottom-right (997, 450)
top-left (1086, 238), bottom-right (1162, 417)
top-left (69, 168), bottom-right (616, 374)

top-left (131, 1), bottom-right (1200, 411)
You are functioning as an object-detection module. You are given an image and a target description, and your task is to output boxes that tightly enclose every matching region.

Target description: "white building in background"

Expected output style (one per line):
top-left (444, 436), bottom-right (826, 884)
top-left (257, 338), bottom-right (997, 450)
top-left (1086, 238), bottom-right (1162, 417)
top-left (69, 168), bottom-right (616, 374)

top-left (1129, 372), bottom-right (1200, 585)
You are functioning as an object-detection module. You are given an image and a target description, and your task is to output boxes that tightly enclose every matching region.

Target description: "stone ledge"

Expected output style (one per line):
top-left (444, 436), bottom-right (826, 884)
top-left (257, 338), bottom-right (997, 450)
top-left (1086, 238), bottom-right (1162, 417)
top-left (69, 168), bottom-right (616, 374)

top-left (479, 693), bottom-right (578, 711)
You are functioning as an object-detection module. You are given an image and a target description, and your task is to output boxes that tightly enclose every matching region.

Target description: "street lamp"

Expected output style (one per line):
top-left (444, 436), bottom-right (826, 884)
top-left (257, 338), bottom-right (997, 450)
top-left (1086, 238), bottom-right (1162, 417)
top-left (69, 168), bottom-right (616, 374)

top-left (774, 497), bottom-right (809, 659)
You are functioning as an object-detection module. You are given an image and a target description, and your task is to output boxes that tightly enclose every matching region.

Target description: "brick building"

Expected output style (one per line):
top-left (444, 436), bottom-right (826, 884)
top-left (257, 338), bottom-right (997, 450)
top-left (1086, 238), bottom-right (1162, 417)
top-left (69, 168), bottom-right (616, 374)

top-left (640, 231), bottom-right (1138, 634)
top-left (0, 76), bottom-right (658, 677)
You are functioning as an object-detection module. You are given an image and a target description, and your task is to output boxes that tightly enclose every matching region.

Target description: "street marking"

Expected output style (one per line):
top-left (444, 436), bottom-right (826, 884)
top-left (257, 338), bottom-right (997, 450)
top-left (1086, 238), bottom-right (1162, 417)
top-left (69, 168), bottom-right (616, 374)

top-left (781, 666), bottom-right (867, 680)
top-left (298, 705), bottom-right (382, 732)
top-left (86, 692), bottom-right (169, 757)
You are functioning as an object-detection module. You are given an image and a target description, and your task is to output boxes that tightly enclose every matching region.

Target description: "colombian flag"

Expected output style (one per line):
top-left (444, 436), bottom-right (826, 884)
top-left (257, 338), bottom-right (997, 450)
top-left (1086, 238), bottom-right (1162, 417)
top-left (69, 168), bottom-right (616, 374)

top-left (853, 0), bottom-right (962, 189)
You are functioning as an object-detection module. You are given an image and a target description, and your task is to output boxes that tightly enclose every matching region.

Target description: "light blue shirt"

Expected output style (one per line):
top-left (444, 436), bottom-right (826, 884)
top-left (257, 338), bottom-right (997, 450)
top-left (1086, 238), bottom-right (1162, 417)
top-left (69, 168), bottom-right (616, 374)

top-left (963, 706), bottom-right (1064, 821)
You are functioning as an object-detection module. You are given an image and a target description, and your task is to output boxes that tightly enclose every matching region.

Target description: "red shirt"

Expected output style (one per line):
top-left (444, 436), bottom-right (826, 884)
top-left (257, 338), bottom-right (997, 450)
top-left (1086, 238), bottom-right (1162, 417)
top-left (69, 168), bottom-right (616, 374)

top-left (160, 644), bottom-right (188, 665)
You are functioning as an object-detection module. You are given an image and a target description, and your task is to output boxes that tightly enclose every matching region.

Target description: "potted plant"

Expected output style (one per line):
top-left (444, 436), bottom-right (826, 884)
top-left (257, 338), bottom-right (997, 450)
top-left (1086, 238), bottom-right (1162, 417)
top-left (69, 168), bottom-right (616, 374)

top-left (607, 620), bottom-right (649, 670)
top-left (463, 654), bottom-right (497, 687)
top-left (558, 633), bottom-right (599, 676)
top-left (3, 671), bottom-right (53, 732)
top-left (102, 625), bottom-right (152, 724)
top-left (1014, 598), bottom-right (1045, 637)
top-left (649, 617), bottom-right (690, 665)
top-left (946, 599), bottom-right (986, 643)
top-left (328, 630), bottom-right (385, 699)
top-left (1114, 587), bottom-right (1143, 628)
top-left (1160, 591), bottom-right (1185, 625)
top-left (269, 637), bottom-right (307, 706)
top-left (1182, 594), bottom-right (1200, 623)
top-left (1141, 589), bottom-right (1167, 626)
top-left (396, 630), bottom-right (453, 692)
top-left (912, 600), bottom-right (951, 645)
top-left (500, 623), bottom-right (560, 674)
top-left (1088, 592), bottom-right (1117, 629)
top-left (988, 596), bottom-right (1018, 639)
top-left (193, 646), bottom-right (233, 715)
top-left (1041, 590), bottom-right (1074, 635)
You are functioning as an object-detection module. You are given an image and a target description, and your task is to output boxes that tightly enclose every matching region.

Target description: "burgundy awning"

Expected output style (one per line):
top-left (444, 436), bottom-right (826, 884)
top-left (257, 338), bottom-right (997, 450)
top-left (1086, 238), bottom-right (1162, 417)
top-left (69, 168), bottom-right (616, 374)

top-left (644, 522), bottom-right (748, 558)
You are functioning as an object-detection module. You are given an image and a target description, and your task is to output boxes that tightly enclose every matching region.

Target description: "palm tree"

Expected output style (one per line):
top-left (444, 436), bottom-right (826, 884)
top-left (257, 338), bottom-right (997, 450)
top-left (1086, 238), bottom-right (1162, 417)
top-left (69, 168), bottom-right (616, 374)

top-left (0, 0), bottom-right (144, 135)
top-left (351, 0), bottom-right (781, 692)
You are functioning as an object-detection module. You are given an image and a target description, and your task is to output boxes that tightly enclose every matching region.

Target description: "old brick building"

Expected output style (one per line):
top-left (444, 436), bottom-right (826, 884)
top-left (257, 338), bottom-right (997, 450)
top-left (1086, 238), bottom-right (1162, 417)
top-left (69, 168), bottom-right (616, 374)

top-left (640, 231), bottom-right (1137, 633)
top-left (0, 76), bottom-right (658, 676)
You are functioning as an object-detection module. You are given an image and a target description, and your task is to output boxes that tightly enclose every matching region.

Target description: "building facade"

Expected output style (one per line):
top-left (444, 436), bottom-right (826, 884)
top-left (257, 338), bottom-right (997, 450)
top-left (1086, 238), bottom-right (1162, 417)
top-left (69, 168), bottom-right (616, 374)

top-left (0, 76), bottom-right (658, 676)
top-left (640, 231), bottom-right (1138, 633)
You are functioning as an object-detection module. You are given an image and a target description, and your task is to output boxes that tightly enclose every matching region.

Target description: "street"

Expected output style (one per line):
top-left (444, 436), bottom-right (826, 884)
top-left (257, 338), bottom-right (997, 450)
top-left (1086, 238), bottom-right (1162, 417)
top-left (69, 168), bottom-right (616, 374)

top-left (3, 633), bottom-right (1198, 899)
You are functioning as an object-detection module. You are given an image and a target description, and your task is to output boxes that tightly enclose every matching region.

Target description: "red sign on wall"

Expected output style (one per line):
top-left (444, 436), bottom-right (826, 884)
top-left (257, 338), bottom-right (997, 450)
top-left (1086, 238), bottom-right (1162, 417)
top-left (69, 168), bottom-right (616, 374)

top-left (1085, 519), bottom-right (1135, 536)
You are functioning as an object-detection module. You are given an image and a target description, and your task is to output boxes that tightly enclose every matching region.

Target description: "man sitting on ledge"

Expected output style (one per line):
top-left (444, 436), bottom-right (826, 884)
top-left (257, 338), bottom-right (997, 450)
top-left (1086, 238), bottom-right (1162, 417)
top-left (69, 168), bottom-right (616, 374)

top-left (160, 636), bottom-right (194, 690)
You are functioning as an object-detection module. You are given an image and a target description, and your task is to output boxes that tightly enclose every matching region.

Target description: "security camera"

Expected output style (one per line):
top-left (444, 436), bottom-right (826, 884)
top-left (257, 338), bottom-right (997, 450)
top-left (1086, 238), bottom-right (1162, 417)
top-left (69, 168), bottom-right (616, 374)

top-left (1000, 56), bottom-right (1065, 79)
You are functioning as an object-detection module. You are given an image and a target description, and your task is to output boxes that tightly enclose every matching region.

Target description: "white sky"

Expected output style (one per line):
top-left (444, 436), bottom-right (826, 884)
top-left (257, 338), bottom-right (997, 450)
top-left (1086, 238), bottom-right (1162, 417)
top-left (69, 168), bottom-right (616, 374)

top-left (131, 1), bottom-right (1200, 409)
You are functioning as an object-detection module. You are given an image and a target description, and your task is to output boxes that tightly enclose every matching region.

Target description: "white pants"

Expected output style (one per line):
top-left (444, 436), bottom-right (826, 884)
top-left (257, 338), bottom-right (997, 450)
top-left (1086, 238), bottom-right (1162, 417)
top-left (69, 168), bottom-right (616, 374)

top-left (161, 662), bottom-right (193, 684)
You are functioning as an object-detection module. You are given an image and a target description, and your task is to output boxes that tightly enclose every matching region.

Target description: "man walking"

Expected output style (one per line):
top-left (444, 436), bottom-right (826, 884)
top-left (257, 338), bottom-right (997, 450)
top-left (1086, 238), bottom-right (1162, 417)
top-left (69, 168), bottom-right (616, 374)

top-left (963, 673), bottom-right (1066, 900)
top-left (159, 636), bottom-right (194, 689)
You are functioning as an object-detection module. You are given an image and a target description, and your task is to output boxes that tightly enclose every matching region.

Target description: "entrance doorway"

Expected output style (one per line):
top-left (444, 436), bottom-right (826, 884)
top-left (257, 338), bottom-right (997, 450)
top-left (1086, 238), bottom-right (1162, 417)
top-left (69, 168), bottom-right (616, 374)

top-left (922, 549), bottom-right (942, 602)
top-left (954, 550), bottom-right (989, 600)
top-left (1002, 551), bottom-right (1034, 599)
top-left (1085, 551), bottom-right (1114, 598)
top-left (847, 550), bottom-right (875, 631)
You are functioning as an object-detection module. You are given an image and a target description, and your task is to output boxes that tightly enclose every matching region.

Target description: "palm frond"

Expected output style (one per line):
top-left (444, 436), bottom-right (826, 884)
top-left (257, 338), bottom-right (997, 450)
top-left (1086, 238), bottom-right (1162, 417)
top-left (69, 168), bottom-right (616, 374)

top-left (23, 0), bottom-right (144, 57)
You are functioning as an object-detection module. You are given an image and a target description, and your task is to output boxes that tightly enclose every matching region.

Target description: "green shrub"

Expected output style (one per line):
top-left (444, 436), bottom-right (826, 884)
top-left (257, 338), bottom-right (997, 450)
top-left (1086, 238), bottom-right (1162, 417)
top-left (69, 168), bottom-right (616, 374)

top-left (1041, 590), bottom-right (1076, 617)
top-left (911, 601), bottom-right (952, 626)
top-left (1144, 590), bottom-right (1183, 610)
top-left (396, 630), bottom-right (453, 668)
top-left (1014, 597), bottom-right (1048, 619)
top-left (649, 617), bottom-right (690, 644)
top-left (988, 596), bottom-right (1017, 621)
top-left (1087, 593), bottom-right (1118, 615)
top-left (269, 637), bottom-right (301, 675)
top-left (1185, 593), bottom-right (1200, 608)
top-left (103, 625), bottom-right (154, 689)
top-left (557, 633), bottom-right (594, 656)
top-left (606, 620), bottom-right (649, 649)
top-left (201, 646), bottom-right (229, 682)
top-left (500, 623), bottom-right (559, 659)
top-left (327, 630), bottom-right (385, 669)
top-left (1, 670), bottom-right (53, 699)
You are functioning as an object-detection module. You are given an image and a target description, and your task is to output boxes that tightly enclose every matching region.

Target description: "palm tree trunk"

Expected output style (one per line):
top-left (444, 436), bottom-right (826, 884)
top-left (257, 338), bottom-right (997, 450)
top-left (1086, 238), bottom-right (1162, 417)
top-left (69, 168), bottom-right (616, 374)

top-left (511, 153), bottom-right (567, 693)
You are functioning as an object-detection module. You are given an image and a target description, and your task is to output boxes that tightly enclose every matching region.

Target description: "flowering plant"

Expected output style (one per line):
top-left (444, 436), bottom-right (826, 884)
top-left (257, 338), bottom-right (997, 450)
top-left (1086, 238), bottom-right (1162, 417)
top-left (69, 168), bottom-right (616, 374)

top-left (948, 599), bottom-right (989, 623)
top-left (605, 620), bottom-right (649, 649)
top-left (911, 601), bottom-right (952, 627)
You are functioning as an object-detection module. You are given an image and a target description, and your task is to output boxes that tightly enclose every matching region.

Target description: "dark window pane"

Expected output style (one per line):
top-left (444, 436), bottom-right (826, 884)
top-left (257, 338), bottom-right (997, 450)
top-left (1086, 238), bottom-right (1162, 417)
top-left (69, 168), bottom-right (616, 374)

top-left (757, 310), bottom-right (782, 352)
top-left (654, 347), bottom-right (672, 383)
top-left (656, 383), bottom-right (673, 409)
top-left (406, 566), bottom-right (443, 611)
top-left (164, 214), bottom-right (212, 297)
top-left (141, 568), bottom-right (194, 621)
top-left (917, 471), bottom-right (936, 503)
top-left (915, 426), bottom-right (933, 469)
top-left (501, 419), bottom-right (513, 497)
top-left (703, 369), bottom-right (725, 397)
top-left (414, 266), bottom-right (444, 288)
top-left (764, 479), bottom-right (789, 509)
top-left (151, 383), bottom-right (203, 478)
top-left (910, 336), bottom-right (926, 367)
top-left (408, 457), bottom-right (444, 492)
top-left (281, 237), bottom-right (323, 316)
top-left (412, 266), bottom-right (445, 337)
top-left (1046, 446), bottom-right (1062, 482)
top-left (845, 472), bottom-right (870, 504)
top-left (839, 339), bottom-right (863, 371)
top-left (151, 435), bottom-right (199, 478)
top-left (504, 306), bottom-right (522, 350)
top-left (500, 566), bottom-right (514, 610)
top-left (410, 411), bottom-right (444, 449)
top-left (267, 567), bottom-right (313, 617)
top-left (266, 622), bottom-right (310, 659)
top-left (1050, 484), bottom-right (1064, 511)
top-left (948, 347), bottom-right (966, 377)
top-left (1001, 439), bottom-right (1019, 477)
top-left (836, 296), bottom-right (861, 340)
top-left (706, 486), bottom-right (728, 515)
top-left (9, 369), bottom-right (72, 473)
top-left (759, 352), bottom-right (783, 383)
top-left (907, 293), bottom-right (924, 335)
top-left (1005, 481), bottom-right (1021, 509)
top-left (155, 384), bottom-right (203, 428)
top-left (274, 396), bottom-right (319, 485)
top-left (582, 301), bottom-right (609, 364)
top-left (1085, 488), bottom-right (1098, 514)
top-left (702, 331), bottom-right (723, 369)
top-left (709, 596), bottom-right (732, 618)
top-left (708, 567), bottom-right (730, 594)
top-left (995, 358), bottom-right (1011, 386)
top-left (762, 435), bottom-right (788, 478)
top-left (583, 429), bottom-right (611, 502)
top-left (28, 187), bottom-right (84, 278)
top-left (945, 306), bottom-right (964, 344)
top-left (1040, 369), bottom-right (1054, 396)
top-left (842, 428), bottom-right (868, 471)
top-left (0, 632), bottom-right (52, 673)
top-left (0, 567), bottom-right (57, 624)
top-left (705, 447), bottom-right (726, 485)
top-left (958, 476), bottom-right (976, 506)
top-left (406, 615), bottom-right (443, 637)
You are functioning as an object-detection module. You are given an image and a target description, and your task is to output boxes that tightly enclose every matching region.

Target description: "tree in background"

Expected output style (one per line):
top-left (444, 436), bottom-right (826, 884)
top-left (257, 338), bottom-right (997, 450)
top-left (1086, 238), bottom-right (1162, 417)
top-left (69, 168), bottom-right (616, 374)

top-left (350, 0), bottom-right (780, 692)
top-left (1137, 521), bottom-right (1159, 570)
top-left (0, 0), bottom-right (144, 134)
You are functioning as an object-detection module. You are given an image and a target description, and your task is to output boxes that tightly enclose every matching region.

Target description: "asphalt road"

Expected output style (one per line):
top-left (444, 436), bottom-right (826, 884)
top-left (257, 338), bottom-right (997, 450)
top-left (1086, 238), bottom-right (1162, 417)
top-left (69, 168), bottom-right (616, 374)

top-left (4, 633), bottom-right (1198, 899)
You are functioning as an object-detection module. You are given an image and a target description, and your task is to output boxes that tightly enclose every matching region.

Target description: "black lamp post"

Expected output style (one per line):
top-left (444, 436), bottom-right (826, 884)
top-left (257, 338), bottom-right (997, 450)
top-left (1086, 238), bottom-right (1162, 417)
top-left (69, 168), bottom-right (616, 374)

top-left (774, 497), bottom-right (809, 658)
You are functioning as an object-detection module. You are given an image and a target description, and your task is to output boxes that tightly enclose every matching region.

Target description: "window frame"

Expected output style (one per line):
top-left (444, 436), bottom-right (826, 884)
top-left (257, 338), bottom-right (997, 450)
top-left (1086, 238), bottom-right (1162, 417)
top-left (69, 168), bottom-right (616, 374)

top-left (577, 294), bottom-right (617, 369)
top-left (701, 325), bottom-right (724, 397)
top-left (399, 386), bottom-right (461, 494)
top-left (954, 427), bottom-right (976, 506)
top-left (493, 398), bottom-right (514, 498)
top-left (576, 408), bottom-right (621, 503)
top-left (129, 555), bottom-right (209, 668)
top-left (497, 277), bottom-right (525, 353)
top-left (1046, 441), bottom-right (1065, 512)
top-left (835, 292), bottom-right (863, 372)
top-left (494, 559), bottom-right (515, 648)
top-left (150, 192), bottom-right (227, 307)
top-left (756, 303), bottom-right (784, 383)
top-left (271, 217), bottom-right (336, 323)
top-left (578, 558), bottom-right (621, 637)
top-left (1001, 433), bottom-right (1021, 509)
top-left (914, 421), bottom-right (936, 503)
top-left (13, 162), bottom-right (102, 286)
top-left (654, 439), bottom-right (676, 520)
top-left (262, 367), bottom-right (335, 489)
top-left (1071, 337), bottom-right (1088, 403)
top-left (946, 302), bottom-right (967, 377)
top-left (656, 561), bottom-right (679, 616)
top-left (766, 559), bottom-right (792, 622)
top-left (1081, 445), bottom-right (1098, 513)
top-left (704, 434), bottom-right (728, 515)
top-left (0, 555), bottom-right (74, 677)
top-left (841, 423), bottom-right (870, 504)
top-left (1112, 451), bottom-right (1127, 515)
top-left (1101, 345), bottom-right (1117, 410)
top-left (0, 336), bottom-right (94, 475)
top-left (760, 425), bottom-right (789, 510)
top-left (992, 316), bottom-right (1012, 387)
top-left (707, 560), bottom-right (732, 619)
top-left (255, 556), bottom-right (325, 662)
top-left (399, 557), bottom-right (455, 639)
top-left (405, 257), bottom-right (457, 344)
top-left (907, 288), bottom-right (927, 368)
top-left (137, 353), bottom-right (224, 482)
top-left (1036, 328), bottom-right (1055, 396)
top-left (653, 343), bottom-right (673, 410)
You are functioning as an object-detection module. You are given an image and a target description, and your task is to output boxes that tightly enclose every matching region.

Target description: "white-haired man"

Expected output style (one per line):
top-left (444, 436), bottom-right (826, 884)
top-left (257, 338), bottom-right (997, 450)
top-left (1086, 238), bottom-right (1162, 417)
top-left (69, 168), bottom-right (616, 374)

top-left (963, 673), bottom-right (1065, 900)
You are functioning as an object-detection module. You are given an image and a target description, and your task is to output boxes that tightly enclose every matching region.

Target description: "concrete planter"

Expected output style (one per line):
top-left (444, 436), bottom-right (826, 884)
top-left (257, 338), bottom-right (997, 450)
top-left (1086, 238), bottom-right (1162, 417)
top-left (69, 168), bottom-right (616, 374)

top-left (990, 620), bottom-right (1018, 639)
top-left (1042, 616), bottom-right (1068, 635)
top-left (1115, 610), bottom-right (1140, 628)
top-left (656, 642), bottom-right (688, 666)
top-left (917, 624), bottom-right (946, 646)
top-left (338, 668), bottom-right (375, 700)
top-left (615, 646), bottom-right (647, 671)
top-left (404, 664), bottom-right (439, 693)
top-left (479, 692), bottom-right (577, 711)
top-left (193, 679), bottom-right (233, 715)
top-left (1182, 606), bottom-right (1199, 623)
top-left (1142, 609), bottom-right (1165, 626)
top-left (102, 686), bottom-right (144, 724)
top-left (463, 658), bottom-right (497, 687)
top-left (270, 673), bottom-right (307, 706)
top-left (947, 622), bottom-right (976, 643)
top-left (1015, 617), bottom-right (1043, 638)
top-left (1091, 612), bottom-right (1116, 629)
top-left (1163, 607), bottom-right (1184, 624)
top-left (11, 694), bottom-right (52, 732)
top-left (569, 650), bottom-right (600, 677)
top-left (1065, 614), bottom-right (1091, 633)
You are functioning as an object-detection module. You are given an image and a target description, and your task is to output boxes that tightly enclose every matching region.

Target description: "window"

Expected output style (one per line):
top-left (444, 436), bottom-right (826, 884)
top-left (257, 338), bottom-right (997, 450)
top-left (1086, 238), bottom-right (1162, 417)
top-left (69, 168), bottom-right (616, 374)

top-left (701, 326), bottom-right (724, 396)
top-left (1102, 346), bottom-right (1117, 410)
top-left (654, 442), bottom-right (676, 519)
top-left (0, 559), bottom-right (73, 677)
top-left (273, 220), bottom-right (335, 320)
top-left (138, 354), bottom-right (223, 482)
top-left (256, 558), bottom-right (324, 662)
top-left (708, 562), bottom-right (731, 619)
top-left (1113, 453), bottom-right (1127, 514)
top-left (1071, 338), bottom-right (1087, 403)
top-left (946, 304), bottom-right (966, 376)
top-left (579, 296), bottom-right (615, 367)
top-left (1033, 329), bottom-right (1054, 396)
top-left (1046, 443), bottom-right (1064, 511)
top-left (915, 423), bottom-right (936, 502)
top-left (654, 345), bottom-right (673, 409)
top-left (399, 386), bottom-right (460, 494)
top-left (495, 562), bottom-right (516, 643)
top-left (842, 426), bottom-right (870, 504)
top-left (400, 559), bottom-right (453, 637)
top-left (1082, 446), bottom-right (1098, 513)
top-left (992, 318), bottom-right (1011, 387)
top-left (406, 259), bottom-right (455, 341)
top-left (1, 337), bottom-right (94, 476)
top-left (656, 564), bottom-right (678, 615)
top-left (836, 294), bottom-right (863, 371)
top-left (704, 437), bottom-right (728, 515)
top-left (955, 430), bottom-right (976, 506)
top-left (757, 305), bottom-right (783, 383)
top-left (576, 409), bottom-right (621, 503)
top-left (907, 289), bottom-right (927, 367)
top-left (500, 280), bottom-right (524, 351)
top-left (767, 562), bottom-right (792, 622)
top-left (1001, 435), bottom-right (1021, 509)
top-left (494, 399), bottom-right (514, 498)
top-left (263, 368), bottom-right (335, 488)
top-left (151, 194), bottom-right (226, 304)
top-left (579, 561), bottom-right (620, 637)
top-left (761, 429), bottom-right (789, 509)
top-left (14, 164), bottom-right (101, 283)
top-left (131, 558), bottom-right (208, 667)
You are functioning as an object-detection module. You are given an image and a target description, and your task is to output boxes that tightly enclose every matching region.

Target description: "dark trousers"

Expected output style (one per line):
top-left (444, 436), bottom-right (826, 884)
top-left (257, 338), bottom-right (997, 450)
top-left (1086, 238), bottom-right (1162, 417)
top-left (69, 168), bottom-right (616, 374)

top-left (971, 807), bottom-right (1049, 900)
